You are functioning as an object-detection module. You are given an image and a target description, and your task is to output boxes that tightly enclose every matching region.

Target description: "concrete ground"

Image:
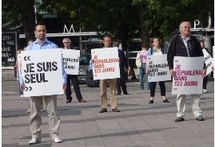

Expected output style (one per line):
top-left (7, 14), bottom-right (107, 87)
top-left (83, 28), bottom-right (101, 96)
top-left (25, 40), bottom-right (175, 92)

top-left (2, 70), bottom-right (214, 147)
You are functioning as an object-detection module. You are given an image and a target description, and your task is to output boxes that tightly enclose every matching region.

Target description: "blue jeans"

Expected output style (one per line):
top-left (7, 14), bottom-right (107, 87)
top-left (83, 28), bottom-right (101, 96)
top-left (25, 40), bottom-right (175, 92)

top-left (17, 81), bottom-right (23, 95)
top-left (138, 63), bottom-right (149, 89)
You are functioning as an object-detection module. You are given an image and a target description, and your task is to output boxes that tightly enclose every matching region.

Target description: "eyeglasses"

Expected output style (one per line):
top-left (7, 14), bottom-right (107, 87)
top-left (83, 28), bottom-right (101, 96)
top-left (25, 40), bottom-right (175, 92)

top-left (63, 42), bottom-right (70, 44)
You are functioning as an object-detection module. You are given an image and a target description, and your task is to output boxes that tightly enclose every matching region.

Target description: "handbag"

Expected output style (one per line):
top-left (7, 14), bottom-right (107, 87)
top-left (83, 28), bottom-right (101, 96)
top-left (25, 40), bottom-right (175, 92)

top-left (135, 52), bottom-right (142, 68)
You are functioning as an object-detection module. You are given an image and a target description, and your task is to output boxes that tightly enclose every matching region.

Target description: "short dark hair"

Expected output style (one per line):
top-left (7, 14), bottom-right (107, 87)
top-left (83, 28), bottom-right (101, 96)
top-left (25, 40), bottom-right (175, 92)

top-left (34, 22), bottom-right (46, 31)
top-left (142, 44), bottom-right (148, 49)
top-left (199, 40), bottom-right (204, 43)
top-left (103, 34), bottom-right (112, 40)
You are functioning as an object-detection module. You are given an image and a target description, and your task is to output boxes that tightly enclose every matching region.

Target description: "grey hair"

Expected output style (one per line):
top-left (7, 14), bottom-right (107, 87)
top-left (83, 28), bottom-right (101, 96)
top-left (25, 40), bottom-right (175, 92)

top-left (179, 21), bottom-right (191, 29)
top-left (113, 41), bottom-right (119, 47)
top-left (62, 38), bottom-right (71, 43)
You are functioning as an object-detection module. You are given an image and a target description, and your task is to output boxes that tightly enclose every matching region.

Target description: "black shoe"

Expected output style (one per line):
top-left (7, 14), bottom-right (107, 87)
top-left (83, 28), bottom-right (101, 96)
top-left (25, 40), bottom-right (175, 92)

top-left (175, 117), bottom-right (185, 122)
top-left (149, 100), bottom-right (154, 104)
top-left (196, 115), bottom-right (204, 121)
top-left (163, 99), bottom-right (170, 103)
top-left (112, 108), bottom-right (120, 112)
top-left (65, 99), bottom-right (72, 103)
top-left (117, 93), bottom-right (121, 95)
top-left (99, 108), bottom-right (107, 113)
top-left (124, 92), bottom-right (129, 95)
top-left (78, 99), bottom-right (86, 103)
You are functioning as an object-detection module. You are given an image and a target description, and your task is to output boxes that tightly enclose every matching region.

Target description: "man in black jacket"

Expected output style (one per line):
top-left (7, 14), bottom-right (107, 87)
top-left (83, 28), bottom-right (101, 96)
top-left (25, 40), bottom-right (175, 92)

top-left (62, 38), bottom-right (86, 103)
top-left (167, 21), bottom-right (205, 122)
top-left (113, 41), bottom-right (129, 95)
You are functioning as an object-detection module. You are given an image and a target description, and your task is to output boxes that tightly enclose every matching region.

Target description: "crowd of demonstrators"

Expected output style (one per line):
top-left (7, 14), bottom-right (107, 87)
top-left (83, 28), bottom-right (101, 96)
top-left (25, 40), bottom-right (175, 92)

top-left (136, 44), bottom-right (149, 90)
top-left (113, 41), bottom-right (129, 95)
top-left (62, 38), bottom-right (86, 103)
top-left (16, 21), bottom-right (210, 145)
top-left (146, 37), bottom-right (170, 104)
top-left (167, 21), bottom-right (205, 122)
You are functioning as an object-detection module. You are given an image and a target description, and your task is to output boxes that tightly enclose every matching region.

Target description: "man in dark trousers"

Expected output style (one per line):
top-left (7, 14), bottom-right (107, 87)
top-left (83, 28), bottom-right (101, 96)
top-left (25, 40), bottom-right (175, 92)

top-left (62, 38), bottom-right (86, 103)
top-left (113, 41), bottom-right (129, 95)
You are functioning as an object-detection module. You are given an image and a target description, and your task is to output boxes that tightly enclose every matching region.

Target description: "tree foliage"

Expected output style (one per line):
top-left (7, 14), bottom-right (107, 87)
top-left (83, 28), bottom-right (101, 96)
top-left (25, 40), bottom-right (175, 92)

top-left (3, 0), bottom-right (36, 42)
top-left (132, 0), bottom-right (214, 45)
top-left (2, 0), bottom-right (214, 47)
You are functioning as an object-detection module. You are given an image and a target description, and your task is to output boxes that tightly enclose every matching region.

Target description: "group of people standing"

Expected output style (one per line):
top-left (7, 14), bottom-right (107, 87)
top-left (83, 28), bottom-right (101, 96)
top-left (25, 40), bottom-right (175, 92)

top-left (136, 21), bottom-right (207, 123)
top-left (17, 21), bottom-right (209, 145)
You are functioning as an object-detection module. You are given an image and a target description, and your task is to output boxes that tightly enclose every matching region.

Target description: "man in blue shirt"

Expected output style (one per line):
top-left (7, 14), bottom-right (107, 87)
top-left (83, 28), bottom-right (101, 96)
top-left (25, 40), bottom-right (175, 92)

top-left (20, 22), bottom-right (67, 144)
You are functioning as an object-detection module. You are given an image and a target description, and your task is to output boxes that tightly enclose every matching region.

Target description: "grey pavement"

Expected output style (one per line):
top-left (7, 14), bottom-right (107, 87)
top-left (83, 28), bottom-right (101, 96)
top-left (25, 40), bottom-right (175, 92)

top-left (2, 70), bottom-right (214, 147)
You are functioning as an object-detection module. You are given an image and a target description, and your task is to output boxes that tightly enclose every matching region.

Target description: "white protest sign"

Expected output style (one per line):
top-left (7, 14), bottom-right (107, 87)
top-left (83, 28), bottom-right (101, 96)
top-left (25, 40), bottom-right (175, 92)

top-left (21, 49), bottom-right (64, 97)
top-left (61, 49), bottom-right (80, 75)
top-left (172, 57), bottom-right (204, 95)
top-left (147, 54), bottom-right (171, 82)
top-left (202, 49), bottom-right (213, 76)
top-left (213, 46), bottom-right (215, 78)
top-left (91, 47), bottom-right (120, 80)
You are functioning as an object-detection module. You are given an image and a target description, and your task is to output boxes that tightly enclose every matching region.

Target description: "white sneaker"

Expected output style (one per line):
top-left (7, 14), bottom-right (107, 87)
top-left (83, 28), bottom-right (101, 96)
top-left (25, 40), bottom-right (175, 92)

top-left (28, 135), bottom-right (41, 144)
top-left (26, 109), bottom-right (30, 113)
top-left (20, 94), bottom-right (24, 97)
top-left (52, 134), bottom-right (62, 143)
top-left (203, 89), bottom-right (208, 93)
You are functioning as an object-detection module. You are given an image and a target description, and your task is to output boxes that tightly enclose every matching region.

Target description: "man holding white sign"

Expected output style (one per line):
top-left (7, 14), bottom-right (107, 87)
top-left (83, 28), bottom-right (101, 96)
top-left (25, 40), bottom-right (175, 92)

top-left (92, 35), bottom-right (120, 113)
top-left (20, 22), bottom-right (67, 144)
top-left (167, 21), bottom-right (205, 122)
top-left (62, 38), bottom-right (86, 103)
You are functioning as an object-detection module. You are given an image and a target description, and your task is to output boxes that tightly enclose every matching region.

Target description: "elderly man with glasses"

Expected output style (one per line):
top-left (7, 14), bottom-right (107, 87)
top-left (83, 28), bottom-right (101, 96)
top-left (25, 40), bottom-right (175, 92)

top-left (62, 38), bottom-right (86, 103)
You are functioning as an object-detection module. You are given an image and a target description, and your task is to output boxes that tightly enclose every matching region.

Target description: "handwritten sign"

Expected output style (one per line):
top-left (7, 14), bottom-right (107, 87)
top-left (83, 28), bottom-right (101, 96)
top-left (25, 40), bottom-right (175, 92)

top-left (21, 49), bottom-right (64, 97)
top-left (172, 57), bottom-right (204, 95)
top-left (147, 54), bottom-right (171, 82)
top-left (202, 49), bottom-right (213, 76)
top-left (91, 47), bottom-right (120, 80)
top-left (2, 31), bottom-right (18, 67)
top-left (61, 49), bottom-right (80, 75)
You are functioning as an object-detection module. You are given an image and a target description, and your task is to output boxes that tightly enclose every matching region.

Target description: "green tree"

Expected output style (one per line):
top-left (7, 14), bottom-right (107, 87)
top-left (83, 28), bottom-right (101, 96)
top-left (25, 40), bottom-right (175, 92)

top-left (3, 0), bottom-right (213, 48)
top-left (132, 0), bottom-right (214, 45)
top-left (39, 0), bottom-right (140, 51)
top-left (3, 0), bottom-right (36, 43)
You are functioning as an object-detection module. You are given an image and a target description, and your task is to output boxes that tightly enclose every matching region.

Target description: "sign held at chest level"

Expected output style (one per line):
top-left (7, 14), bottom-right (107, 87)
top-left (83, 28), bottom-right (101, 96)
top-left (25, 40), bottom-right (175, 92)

top-left (21, 49), bottom-right (64, 97)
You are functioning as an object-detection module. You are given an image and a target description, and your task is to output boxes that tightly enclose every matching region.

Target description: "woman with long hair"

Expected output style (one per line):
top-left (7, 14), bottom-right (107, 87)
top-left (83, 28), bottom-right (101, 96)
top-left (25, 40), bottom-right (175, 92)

top-left (146, 37), bottom-right (169, 104)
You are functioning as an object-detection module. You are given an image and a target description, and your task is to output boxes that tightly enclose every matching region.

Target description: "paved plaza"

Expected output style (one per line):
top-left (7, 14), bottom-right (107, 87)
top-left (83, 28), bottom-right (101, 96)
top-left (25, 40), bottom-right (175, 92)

top-left (2, 70), bottom-right (214, 147)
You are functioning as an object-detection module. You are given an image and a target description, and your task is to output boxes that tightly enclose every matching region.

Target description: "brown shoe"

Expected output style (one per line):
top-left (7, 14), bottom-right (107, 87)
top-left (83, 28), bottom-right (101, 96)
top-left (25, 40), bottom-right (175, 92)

top-left (78, 99), bottom-right (86, 103)
top-left (112, 108), bottom-right (120, 112)
top-left (99, 108), bottom-right (107, 113)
